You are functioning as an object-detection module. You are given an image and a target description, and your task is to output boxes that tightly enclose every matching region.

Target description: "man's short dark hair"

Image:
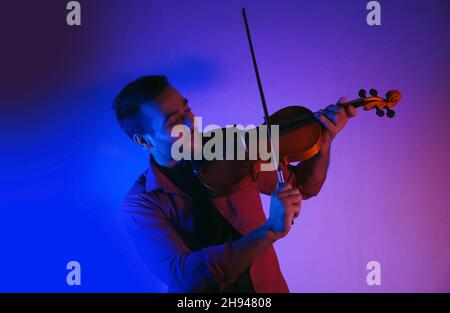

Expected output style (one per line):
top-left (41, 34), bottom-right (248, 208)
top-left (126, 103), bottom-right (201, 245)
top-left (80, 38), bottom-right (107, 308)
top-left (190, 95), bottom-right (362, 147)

top-left (113, 75), bottom-right (169, 138)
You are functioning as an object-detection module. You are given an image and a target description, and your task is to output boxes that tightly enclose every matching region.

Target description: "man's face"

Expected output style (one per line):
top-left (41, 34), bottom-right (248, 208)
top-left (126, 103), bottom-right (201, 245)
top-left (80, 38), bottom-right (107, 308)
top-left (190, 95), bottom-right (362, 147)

top-left (139, 85), bottom-right (196, 161)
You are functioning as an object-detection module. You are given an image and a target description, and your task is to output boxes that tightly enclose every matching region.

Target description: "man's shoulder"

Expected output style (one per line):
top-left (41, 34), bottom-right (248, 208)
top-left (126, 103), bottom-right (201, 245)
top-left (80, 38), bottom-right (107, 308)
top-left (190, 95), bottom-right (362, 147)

top-left (126, 170), bottom-right (147, 196)
top-left (121, 169), bottom-right (161, 212)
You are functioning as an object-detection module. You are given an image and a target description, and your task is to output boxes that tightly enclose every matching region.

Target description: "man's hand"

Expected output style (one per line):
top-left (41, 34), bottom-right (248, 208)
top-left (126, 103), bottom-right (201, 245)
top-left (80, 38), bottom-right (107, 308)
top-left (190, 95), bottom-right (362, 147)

top-left (314, 97), bottom-right (357, 148)
top-left (265, 183), bottom-right (302, 241)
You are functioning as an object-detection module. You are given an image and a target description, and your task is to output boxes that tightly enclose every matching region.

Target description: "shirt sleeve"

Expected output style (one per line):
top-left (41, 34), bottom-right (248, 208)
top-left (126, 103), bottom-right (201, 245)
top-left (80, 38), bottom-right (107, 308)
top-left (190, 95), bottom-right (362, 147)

top-left (121, 192), bottom-right (232, 292)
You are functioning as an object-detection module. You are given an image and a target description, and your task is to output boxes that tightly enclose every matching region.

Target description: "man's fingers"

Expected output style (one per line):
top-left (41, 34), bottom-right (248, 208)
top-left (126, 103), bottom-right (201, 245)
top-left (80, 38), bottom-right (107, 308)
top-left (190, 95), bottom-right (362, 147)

top-left (315, 113), bottom-right (337, 132)
top-left (336, 96), bottom-right (358, 118)
top-left (279, 195), bottom-right (301, 204)
top-left (317, 102), bottom-right (351, 130)
top-left (337, 97), bottom-right (347, 105)
top-left (316, 110), bottom-right (339, 129)
top-left (278, 188), bottom-right (301, 199)
top-left (325, 104), bottom-right (343, 113)
top-left (323, 109), bottom-right (338, 124)
top-left (326, 105), bottom-right (347, 121)
top-left (280, 195), bottom-right (302, 204)
top-left (275, 182), bottom-right (292, 193)
top-left (346, 105), bottom-right (357, 118)
top-left (292, 203), bottom-right (301, 216)
top-left (281, 195), bottom-right (302, 207)
top-left (278, 187), bottom-right (300, 196)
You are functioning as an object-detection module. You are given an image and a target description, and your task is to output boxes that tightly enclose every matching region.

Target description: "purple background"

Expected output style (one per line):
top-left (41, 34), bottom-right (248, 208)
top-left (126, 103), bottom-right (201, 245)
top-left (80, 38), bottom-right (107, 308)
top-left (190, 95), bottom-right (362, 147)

top-left (0, 0), bottom-right (449, 292)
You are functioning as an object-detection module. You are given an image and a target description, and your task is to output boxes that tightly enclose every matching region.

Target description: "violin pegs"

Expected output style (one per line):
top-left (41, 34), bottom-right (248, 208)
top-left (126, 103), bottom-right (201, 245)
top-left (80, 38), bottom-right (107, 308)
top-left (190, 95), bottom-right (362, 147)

top-left (358, 89), bottom-right (367, 98)
top-left (375, 107), bottom-right (385, 117)
top-left (369, 88), bottom-right (378, 96)
top-left (386, 108), bottom-right (396, 118)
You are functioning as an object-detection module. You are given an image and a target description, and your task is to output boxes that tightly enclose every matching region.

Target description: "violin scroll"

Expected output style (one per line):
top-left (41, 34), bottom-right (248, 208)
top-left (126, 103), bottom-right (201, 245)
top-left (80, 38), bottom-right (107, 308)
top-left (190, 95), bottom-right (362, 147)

top-left (354, 89), bottom-right (401, 118)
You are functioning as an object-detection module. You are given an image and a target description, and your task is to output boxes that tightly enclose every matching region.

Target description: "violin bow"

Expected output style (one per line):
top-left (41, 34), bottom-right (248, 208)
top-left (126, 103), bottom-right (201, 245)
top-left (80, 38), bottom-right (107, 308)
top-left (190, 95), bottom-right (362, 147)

top-left (242, 7), bottom-right (285, 184)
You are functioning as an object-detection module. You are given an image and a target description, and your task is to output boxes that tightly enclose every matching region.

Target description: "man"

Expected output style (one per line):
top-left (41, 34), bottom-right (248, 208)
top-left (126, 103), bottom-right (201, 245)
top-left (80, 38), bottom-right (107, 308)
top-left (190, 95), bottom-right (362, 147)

top-left (114, 75), bottom-right (356, 292)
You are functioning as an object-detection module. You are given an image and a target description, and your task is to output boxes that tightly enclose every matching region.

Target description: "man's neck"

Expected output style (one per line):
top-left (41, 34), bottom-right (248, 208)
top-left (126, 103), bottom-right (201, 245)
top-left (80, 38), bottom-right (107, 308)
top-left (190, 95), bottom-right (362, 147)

top-left (151, 153), bottom-right (178, 168)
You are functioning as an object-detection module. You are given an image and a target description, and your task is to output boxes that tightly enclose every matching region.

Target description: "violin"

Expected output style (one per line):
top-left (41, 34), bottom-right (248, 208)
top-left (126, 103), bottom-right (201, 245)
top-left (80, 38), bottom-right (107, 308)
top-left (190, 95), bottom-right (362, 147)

top-left (191, 8), bottom-right (402, 197)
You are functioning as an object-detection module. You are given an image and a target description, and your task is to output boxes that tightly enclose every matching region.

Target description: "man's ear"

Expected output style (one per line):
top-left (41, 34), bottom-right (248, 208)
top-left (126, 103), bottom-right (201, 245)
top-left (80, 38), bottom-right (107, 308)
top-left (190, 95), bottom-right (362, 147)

top-left (133, 134), bottom-right (153, 150)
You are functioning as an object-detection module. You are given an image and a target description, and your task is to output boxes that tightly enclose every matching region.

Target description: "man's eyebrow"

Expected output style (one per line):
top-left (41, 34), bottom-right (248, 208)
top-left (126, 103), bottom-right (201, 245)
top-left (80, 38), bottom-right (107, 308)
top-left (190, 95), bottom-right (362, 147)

top-left (164, 110), bottom-right (179, 123)
top-left (163, 98), bottom-right (189, 123)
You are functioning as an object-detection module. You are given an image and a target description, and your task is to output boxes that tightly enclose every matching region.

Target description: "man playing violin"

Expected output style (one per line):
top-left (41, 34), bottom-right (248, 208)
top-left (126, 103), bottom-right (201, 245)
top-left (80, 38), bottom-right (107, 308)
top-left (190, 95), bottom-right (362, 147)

top-left (114, 75), bottom-right (357, 292)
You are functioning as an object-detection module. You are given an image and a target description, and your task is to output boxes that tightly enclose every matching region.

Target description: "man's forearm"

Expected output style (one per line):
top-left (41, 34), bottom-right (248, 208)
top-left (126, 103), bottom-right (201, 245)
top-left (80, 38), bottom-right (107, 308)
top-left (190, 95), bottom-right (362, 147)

top-left (227, 224), bottom-right (276, 282)
top-left (295, 143), bottom-right (331, 198)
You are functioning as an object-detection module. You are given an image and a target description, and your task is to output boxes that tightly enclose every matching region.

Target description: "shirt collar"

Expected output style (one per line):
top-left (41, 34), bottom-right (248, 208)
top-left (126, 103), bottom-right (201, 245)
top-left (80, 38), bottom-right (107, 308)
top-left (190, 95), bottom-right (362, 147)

top-left (145, 155), bottom-right (184, 194)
